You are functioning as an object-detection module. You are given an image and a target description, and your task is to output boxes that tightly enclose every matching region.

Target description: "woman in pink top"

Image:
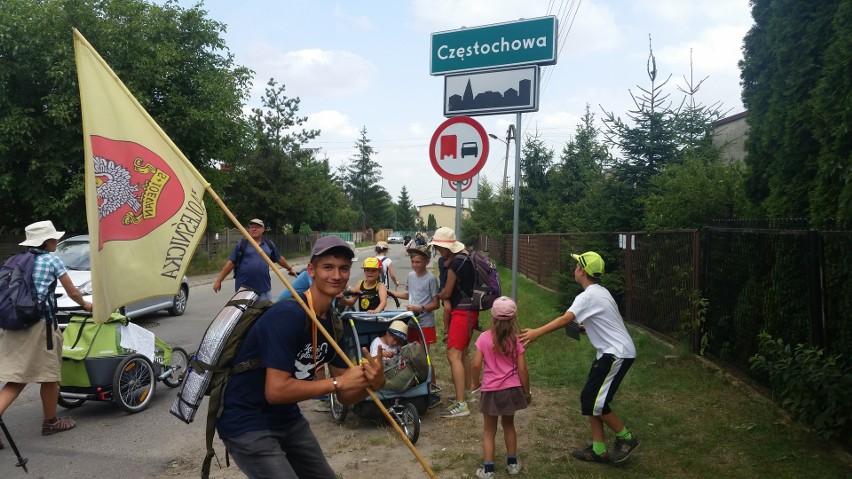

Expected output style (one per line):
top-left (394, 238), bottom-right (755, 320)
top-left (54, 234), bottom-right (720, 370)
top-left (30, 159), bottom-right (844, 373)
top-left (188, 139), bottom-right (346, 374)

top-left (471, 296), bottom-right (531, 479)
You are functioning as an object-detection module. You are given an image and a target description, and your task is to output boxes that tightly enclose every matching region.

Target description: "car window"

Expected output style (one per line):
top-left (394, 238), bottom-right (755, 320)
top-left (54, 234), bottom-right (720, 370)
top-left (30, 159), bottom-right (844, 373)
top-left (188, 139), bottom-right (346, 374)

top-left (53, 240), bottom-right (91, 270)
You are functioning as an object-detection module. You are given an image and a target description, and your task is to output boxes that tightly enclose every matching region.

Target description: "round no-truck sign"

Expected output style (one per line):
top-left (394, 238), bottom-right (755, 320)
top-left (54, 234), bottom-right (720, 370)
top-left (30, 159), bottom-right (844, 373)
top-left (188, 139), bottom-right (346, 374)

top-left (429, 116), bottom-right (489, 182)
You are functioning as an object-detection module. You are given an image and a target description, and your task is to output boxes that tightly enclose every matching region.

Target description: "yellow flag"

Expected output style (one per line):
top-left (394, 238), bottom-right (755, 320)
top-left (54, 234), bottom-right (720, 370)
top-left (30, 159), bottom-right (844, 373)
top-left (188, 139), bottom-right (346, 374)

top-left (74, 29), bottom-right (209, 323)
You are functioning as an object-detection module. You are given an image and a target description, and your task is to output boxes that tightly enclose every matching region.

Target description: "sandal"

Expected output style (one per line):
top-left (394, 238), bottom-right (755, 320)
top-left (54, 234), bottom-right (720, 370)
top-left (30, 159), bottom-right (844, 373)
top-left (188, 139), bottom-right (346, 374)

top-left (42, 416), bottom-right (76, 436)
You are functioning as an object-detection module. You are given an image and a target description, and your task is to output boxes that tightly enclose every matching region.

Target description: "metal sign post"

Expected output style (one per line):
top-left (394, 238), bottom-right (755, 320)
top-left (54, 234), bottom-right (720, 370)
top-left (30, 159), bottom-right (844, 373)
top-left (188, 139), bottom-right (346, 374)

top-left (511, 112), bottom-right (521, 299)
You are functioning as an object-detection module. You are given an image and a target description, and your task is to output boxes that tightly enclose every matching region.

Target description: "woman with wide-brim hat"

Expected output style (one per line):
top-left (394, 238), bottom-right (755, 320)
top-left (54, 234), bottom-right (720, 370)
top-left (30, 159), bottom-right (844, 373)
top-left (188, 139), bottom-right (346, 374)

top-left (0, 221), bottom-right (92, 444)
top-left (429, 227), bottom-right (479, 418)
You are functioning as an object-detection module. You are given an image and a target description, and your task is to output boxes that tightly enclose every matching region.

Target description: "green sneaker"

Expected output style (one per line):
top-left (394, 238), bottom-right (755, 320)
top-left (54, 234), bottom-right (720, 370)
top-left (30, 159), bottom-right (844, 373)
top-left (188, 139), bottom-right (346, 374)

top-left (440, 401), bottom-right (470, 418)
top-left (571, 444), bottom-right (609, 463)
top-left (610, 435), bottom-right (640, 463)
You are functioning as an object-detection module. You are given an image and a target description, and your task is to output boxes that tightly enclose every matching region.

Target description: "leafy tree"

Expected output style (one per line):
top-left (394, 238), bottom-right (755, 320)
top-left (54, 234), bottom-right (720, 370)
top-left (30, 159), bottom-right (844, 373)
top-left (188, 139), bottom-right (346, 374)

top-left (223, 79), bottom-right (336, 233)
top-left (340, 127), bottom-right (392, 230)
top-left (740, 0), bottom-right (849, 225)
top-left (0, 0), bottom-right (251, 232)
top-left (642, 153), bottom-right (753, 229)
top-left (395, 186), bottom-right (417, 231)
top-left (427, 214), bottom-right (437, 231)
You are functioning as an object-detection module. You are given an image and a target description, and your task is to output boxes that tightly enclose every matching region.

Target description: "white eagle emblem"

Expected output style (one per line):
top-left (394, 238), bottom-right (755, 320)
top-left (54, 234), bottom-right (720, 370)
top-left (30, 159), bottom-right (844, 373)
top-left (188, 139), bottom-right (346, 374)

top-left (94, 155), bottom-right (141, 219)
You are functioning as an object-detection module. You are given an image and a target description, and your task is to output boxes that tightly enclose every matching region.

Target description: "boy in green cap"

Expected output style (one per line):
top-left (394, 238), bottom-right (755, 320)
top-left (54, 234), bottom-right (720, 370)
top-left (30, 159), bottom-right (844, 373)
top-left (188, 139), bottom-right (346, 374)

top-left (519, 251), bottom-right (639, 463)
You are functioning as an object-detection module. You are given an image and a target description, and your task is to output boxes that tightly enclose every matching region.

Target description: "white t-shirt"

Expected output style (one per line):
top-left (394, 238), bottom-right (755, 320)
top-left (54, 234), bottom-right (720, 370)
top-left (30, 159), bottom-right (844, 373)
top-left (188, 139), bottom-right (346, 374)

top-left (370, 336), bottom-right (399, 362)
top-left (568, 284), bottom-right (636, 359)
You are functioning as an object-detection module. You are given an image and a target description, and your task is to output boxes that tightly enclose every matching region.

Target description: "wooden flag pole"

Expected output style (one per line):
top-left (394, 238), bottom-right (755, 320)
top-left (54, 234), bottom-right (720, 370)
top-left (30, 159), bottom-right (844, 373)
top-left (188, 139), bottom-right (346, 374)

top-left (206, 187), bottom-right (436, 478)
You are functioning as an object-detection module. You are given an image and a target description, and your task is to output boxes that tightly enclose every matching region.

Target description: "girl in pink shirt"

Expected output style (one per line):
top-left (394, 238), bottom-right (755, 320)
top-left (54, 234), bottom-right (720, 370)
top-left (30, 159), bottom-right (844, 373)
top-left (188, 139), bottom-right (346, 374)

top-left (471, 296), bottom-right (531, 478)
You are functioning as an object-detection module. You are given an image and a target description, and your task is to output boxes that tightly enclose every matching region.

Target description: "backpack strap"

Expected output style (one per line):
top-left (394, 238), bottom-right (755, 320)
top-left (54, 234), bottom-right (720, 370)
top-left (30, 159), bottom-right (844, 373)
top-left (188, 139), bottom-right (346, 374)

top-left (267, 239), bottom-right (280, 262)
top-left (31, 251), bottom-right (58, 349)
top-left (232, 239), bottom-right (248, 277)
top-left (452, 253), bottom-right (472, 299)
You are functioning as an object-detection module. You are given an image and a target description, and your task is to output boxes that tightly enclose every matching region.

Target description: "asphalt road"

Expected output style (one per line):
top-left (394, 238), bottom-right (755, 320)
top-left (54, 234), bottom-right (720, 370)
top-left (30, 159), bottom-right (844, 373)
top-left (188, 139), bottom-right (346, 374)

top-left (0, 243), bottom-right (415, 478)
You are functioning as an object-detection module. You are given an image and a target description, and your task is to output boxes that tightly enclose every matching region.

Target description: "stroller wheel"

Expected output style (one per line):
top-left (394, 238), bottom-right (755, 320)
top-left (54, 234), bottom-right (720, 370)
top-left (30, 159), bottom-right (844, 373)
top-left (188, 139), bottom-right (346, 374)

top-left (329, 393), bottom-right (348, 424)
top-left (393, 403), bottom-right (420, 444)
top-left (113, 354), bottom-right (155, 413)
top-left (57, 395), bottom-right (85, 409)
top-left (161, 347), bottom-right (189, 388)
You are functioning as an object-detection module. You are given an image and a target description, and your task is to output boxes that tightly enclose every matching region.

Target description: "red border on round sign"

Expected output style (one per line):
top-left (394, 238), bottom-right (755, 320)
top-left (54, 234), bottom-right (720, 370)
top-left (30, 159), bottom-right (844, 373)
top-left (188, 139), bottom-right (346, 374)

top-left (429, 116), bottom-right (490, 182)
top-left (448, 178), bottom-right (474, 192)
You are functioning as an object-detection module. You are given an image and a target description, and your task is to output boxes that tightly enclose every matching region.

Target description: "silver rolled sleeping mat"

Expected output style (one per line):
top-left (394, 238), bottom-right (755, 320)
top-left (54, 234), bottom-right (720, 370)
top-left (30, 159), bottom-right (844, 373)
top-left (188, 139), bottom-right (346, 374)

top-left (170, 288), bottom-right (260, 423)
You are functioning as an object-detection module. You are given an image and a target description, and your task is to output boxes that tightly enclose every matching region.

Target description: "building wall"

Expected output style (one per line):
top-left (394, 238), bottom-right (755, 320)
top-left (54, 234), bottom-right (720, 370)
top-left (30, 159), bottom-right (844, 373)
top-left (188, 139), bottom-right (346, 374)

top-left (713, 111), bottom-right (749, 163)
top-left (417, 203), bottom-right (470, 230)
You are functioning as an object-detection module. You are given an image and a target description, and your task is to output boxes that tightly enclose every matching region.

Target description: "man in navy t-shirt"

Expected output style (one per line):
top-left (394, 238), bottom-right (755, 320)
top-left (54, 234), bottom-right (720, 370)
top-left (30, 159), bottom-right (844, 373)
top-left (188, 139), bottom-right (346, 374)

top-left (213, 218), bottom-right (298, 302)
top-left (216, 236), bottom-right (386, 478)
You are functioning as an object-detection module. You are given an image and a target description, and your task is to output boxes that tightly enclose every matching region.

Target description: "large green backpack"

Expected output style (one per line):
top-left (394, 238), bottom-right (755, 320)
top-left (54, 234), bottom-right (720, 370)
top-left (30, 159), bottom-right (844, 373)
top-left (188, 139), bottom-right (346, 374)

top-left (383, 342), bottom-right (429, 392)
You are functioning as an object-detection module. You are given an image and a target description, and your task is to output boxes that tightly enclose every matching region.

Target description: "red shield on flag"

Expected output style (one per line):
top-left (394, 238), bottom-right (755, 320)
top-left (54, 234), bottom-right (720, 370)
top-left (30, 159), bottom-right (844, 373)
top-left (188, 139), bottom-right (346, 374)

top-left (91, 135), bottom-right (185, 249)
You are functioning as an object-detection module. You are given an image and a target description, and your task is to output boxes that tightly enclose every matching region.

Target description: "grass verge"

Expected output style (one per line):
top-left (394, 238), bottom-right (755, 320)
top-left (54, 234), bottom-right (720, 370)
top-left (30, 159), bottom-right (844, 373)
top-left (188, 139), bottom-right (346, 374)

top-left (427, 267), bottom-right (850, 478)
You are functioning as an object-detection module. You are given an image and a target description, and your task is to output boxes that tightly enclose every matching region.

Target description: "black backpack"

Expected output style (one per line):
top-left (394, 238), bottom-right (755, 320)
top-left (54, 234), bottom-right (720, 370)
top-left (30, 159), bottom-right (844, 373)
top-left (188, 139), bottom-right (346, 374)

top-left (0, 251), bottom-right (51, 331)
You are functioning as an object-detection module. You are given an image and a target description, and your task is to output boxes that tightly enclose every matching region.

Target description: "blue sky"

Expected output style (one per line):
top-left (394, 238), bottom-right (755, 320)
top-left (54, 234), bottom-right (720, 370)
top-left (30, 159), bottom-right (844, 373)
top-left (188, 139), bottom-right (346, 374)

top-left (159, 0), bottom-right (753, 208)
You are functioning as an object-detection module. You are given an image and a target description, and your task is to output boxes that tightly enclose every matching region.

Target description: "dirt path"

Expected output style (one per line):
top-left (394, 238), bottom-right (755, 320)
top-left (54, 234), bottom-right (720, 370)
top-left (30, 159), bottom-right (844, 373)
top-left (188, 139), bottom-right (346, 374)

top-left (158, 388), bottom-right (557, 479)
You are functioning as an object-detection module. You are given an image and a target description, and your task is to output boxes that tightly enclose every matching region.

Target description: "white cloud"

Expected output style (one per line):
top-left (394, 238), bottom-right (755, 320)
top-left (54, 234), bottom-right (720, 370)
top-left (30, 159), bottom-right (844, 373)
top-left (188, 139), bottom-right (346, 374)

top-left (657, 24), bottom-right (748, 74)
top-left (304, 110), bottom-right (361, 152)
top-left (631, 0), bottom-right (751, 25)
top-left (243, 43), bottom-right (376, 102)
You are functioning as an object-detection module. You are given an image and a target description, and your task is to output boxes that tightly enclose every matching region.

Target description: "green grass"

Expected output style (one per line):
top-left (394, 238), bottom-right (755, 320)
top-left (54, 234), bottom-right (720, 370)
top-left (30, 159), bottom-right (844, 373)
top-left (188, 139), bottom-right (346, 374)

top-left (429, 267), bottom-right (851, 478)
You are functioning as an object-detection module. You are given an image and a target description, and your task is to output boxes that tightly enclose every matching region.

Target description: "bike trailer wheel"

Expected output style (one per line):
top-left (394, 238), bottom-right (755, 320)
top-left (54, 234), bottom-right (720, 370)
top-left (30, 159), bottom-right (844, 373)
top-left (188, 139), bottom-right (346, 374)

top-left (112, 354), bottom-right (155, 413)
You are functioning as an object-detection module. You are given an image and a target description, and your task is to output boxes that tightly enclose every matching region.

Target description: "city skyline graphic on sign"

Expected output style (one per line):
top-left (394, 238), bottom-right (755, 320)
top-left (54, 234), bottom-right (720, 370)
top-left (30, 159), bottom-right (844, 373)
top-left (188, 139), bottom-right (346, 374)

top-left (447, 77), bottom-right (532, 113)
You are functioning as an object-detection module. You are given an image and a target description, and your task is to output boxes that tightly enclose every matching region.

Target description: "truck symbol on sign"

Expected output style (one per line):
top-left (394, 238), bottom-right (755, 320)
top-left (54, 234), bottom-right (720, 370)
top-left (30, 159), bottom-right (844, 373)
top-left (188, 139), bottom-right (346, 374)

top-left (440, 134), bottom-right (458, 159)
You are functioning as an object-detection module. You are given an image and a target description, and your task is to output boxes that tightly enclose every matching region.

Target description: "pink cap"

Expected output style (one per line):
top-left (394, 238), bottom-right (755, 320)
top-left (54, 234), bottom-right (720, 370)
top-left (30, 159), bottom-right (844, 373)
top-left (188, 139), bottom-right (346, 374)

top-left (491, 296), bottom-right (516, 321)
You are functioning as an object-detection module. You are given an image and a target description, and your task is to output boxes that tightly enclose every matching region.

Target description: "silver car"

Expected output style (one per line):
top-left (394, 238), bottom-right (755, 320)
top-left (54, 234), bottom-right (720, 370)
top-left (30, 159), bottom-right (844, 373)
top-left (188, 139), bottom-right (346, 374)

top-left (52, 235), bottom-right (189, 327)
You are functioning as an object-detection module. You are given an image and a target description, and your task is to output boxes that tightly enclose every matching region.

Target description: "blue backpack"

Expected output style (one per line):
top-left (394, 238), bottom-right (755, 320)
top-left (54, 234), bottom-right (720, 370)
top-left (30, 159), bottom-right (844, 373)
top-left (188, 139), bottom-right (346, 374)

top-left (0, 251), bottom-right (47, 330)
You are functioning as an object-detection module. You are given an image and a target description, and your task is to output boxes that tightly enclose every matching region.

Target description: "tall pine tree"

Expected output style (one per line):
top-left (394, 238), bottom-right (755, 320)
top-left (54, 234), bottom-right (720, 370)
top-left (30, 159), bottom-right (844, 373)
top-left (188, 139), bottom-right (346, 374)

top-left (340, 127), bottom-right (392, 230)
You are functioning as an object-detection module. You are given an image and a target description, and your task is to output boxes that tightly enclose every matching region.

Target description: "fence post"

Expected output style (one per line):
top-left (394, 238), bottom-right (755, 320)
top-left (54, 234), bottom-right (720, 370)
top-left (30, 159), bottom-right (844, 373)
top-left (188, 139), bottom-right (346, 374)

top-left (807, 230), bottom-right (827, 348)
top-left (692, 230), bottom-right (701, 354)
top-left (625, 233), bottom-right (633, 322)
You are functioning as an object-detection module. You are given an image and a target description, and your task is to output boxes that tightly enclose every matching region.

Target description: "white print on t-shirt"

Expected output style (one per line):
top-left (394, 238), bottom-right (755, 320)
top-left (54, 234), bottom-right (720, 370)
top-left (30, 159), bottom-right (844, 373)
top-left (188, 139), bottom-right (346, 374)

top-left (294, 341), bottom-right (330, 379)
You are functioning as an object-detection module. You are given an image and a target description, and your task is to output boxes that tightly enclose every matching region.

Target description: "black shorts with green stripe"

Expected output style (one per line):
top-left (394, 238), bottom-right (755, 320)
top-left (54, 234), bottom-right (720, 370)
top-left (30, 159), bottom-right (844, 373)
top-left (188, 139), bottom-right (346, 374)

top-left (580, 354), bottom-right (635, 416)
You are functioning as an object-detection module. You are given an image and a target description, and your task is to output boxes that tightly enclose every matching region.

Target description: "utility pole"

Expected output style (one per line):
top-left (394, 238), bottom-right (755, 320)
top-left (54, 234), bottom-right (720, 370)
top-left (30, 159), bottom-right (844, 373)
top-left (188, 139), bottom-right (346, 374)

top-left (488, 124), bottom-right (515, 193)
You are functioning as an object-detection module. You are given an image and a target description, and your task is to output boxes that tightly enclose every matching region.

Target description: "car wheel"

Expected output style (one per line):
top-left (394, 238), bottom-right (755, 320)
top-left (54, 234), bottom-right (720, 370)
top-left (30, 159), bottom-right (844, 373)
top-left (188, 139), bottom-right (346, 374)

top-left (168, 285), bottom-right (188, 316)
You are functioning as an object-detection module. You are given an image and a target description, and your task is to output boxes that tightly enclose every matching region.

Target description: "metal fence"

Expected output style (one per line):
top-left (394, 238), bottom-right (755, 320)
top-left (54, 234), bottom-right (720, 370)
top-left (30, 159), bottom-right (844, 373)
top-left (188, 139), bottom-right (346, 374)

top-left (702, 227), bottom-right (851, 370)
top-left (480, 227), bottom-right (851, 377)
